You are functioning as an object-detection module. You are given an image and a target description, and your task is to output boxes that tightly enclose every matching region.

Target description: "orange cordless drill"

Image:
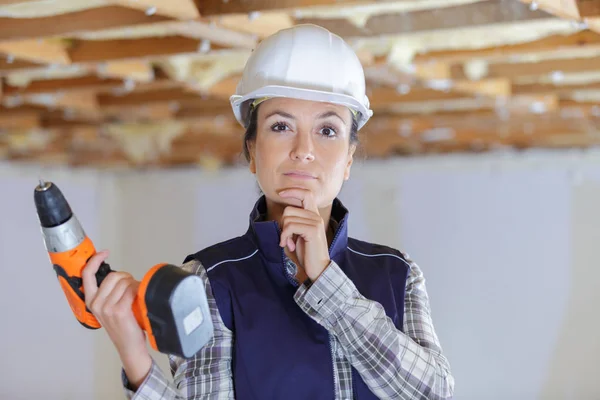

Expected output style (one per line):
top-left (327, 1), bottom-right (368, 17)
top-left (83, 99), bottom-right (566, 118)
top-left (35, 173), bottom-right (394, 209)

top-left (34, 180), bottom-right (213, 358)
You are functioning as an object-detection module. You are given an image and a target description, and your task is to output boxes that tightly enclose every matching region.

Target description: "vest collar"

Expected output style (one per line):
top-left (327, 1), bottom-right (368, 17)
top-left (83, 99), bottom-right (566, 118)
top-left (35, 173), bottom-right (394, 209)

top-left (247, 195), bottom-right (349, 263)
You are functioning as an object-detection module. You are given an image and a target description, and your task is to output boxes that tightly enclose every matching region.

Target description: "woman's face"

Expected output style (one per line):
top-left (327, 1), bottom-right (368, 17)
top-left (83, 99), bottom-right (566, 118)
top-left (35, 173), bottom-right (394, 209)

top-left (248, 97), bottom-right (356, 209)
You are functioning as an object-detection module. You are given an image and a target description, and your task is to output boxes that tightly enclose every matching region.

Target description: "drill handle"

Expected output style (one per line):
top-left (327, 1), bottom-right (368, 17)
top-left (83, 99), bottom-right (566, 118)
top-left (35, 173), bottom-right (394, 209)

top-left (95, 261), bottom-right (114, 288)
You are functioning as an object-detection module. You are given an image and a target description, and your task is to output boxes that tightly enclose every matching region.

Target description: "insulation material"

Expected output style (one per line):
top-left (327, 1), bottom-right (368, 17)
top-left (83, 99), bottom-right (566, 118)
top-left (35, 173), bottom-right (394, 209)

top-left (6, 64), bottom-right (91, 87)
top-left (5, 128), bottom-right (54, 153)
top-left (196, 153), bottom-right (224, 171)
top-left (25, 92), bottom-right (99, 113)
top-left (105, 121), bottom-right (187, 163)
top-left (99, 60), bottom-right (155, 82)
top-left (160, 51), bottom-right (249, 88)
top-left (0, 0), bottom-right (106, 18)
top-left (187, 57), bottom-right (247, 91)
top-left (463, 59), bottom-right (489, 81)
top-left (354, 19), bottom-right (580, 67)
top-left (293, 0), bottom-right (484, 29)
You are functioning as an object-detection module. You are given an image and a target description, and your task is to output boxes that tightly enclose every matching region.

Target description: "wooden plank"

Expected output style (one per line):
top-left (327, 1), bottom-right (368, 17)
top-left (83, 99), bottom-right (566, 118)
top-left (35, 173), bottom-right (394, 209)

top-left (451, 55), bottom-right (600, 80)
top-left (413, 30), bottom-right (600, 63)
top-left (0, 109), bottom-right (40, 129)
top-left (195, 0), bottom-right (360, 16)
top-left (101, 60), bottom-right (154, 82)
top-left (0, 56), bottom-right (43, 74)
top-left (3, 75), bottom-right (125, 96)
top-left (97, 87), bottom-right (213, 107)
top-left (0, 6), bottom-right (171, 41)
top-left (578, 0), bottom-right (600, 17)
top-left (114, 0), bottom-right (200, 19)
top-left (0, 0), bottom-right (40, 4)
top-left (454, 78), bottom-right (512, 97)
top-left (68, 36), bottom-right (227, 63)
top-left (299, 0), bottom-right (557, 38)
top-left (519, 0), bottom-right (581, 19)
top-left (215, 12), bottom-right (295, 39)
top-left (0, 39), bottom-right (70, 65)
top-left (513, 80), bottom-right (600, 95)
top-left (168, 21), bottom-right (257, 48)
top-left (101, 102), bottom-right (176, 121)
top-left (369, 86), bottom-right (467, 108)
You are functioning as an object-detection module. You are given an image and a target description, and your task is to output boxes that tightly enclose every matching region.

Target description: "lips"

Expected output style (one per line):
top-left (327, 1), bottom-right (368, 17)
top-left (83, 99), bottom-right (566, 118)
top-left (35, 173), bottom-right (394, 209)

top-left (283, 171), bottom-right (317, 179)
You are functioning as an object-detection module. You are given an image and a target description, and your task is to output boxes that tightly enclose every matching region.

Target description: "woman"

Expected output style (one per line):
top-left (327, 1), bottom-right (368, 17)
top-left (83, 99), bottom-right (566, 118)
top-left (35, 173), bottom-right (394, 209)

top-left (82, 24), bottom-right (455, 399)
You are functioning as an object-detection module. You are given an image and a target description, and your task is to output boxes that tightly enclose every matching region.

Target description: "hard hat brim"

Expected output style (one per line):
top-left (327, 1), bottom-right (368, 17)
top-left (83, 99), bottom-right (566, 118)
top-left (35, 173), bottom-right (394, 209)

top-left (230, 85), bottom-right (372, 131)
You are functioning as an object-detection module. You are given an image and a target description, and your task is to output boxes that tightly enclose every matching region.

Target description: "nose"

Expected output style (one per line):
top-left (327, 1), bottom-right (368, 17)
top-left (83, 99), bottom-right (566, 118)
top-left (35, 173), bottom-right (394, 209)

top-left (290, 131), bottom-right (315, 162)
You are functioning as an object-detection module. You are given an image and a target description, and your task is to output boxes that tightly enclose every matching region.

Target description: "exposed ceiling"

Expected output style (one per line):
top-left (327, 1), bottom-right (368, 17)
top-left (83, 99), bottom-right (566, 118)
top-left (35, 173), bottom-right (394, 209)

top-left (1, 0), bottom-right (600, 169)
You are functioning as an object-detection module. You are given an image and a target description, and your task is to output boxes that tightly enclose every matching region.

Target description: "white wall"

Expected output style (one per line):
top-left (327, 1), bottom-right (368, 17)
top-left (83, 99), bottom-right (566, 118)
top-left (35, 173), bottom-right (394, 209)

top-left (1, 148), bottom-right (599, 399)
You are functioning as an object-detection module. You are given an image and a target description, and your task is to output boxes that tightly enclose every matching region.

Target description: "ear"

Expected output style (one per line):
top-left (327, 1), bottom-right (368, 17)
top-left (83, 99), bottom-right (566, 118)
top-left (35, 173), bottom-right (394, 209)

top-left (344, 144), bottom-right (356, 181)
top-left (247, 140), bottom-right (257, 174)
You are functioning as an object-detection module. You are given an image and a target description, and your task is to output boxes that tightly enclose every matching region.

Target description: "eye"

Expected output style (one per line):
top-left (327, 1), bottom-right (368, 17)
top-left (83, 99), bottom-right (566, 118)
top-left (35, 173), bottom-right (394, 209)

top-left (271, 122), bottom-right (290, 132)
top-left (319, 126), bottom-right (337, 138)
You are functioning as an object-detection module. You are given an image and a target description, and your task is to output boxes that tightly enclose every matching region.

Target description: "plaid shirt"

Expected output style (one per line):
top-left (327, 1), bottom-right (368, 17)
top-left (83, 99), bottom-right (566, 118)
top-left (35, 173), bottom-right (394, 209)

top-left (123, 254), bottom-right (454, 399)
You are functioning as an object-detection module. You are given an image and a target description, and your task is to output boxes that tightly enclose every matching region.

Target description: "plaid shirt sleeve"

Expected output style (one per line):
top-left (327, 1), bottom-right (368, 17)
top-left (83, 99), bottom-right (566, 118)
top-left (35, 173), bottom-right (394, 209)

top-left (294, 256), bottom-right (455, 400)
top-left (122, 260), bottom-right (235, 400)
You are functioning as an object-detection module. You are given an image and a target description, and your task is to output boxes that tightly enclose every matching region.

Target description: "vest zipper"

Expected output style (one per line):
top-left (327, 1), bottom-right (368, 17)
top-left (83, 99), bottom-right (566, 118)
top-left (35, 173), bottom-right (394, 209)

top-left (329, 215), bottom-right (346, 399)
top-left (352, 369), bottom-right (359, 400)
top-left (329, 335), bottom-right (340, 400)
top-left (277, 219), bottom-right (346, 399)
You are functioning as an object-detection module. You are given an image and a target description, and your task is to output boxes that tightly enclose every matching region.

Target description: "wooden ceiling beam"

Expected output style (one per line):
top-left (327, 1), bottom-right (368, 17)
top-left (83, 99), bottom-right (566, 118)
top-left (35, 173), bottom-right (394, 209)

top-left (99, 60), bottom-right (155, 82)
top-left (0, 39), bottom-right (70, 65)
top-left (451, 55), bottom-right (600, 80)
top-left (0, 6), bottom-right (172, 42)
top-left (215, 12), bottom-right (295, 40)
top-left (194, 0), bottom-right (360, 16)
top-left (166, 21), bottom-right (257, 49)
top-left (3, 74), bottom-right (160, 97)
top-left (67, 36), bottom-right (227, 64)
top-left (96, 86), bottom-right (230, 108)
top-left (369, 86), bottom-right (465, 108)
top-left (413, 30), bottom-right (600, 64)
top-left (0, 109), bottom-right (40, 130)
top-left (298, 0), bottom-right (557, 38)
top-left (513, 80), bottom-right (600, 95)
top-left (577, 0), bottom-right (600, 17)
top-left (113, 0), bottom-right (200, 20)
top-left (520, 0), bottom-right (600, 19)
top-left (0, 56), bottom-right (44, 75)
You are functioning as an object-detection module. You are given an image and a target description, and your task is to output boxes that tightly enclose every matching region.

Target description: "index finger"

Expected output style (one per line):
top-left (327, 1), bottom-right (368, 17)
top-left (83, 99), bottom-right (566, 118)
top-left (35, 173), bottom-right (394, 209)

top-left (81, 250), bottom-right (109, 305)
top-left (279, 188), bottom-right (318, 213)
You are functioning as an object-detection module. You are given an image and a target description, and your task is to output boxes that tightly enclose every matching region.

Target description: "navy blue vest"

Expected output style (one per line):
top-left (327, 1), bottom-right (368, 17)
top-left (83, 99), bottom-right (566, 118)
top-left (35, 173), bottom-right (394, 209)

top-left (185, 197), bottom-right (410, 399)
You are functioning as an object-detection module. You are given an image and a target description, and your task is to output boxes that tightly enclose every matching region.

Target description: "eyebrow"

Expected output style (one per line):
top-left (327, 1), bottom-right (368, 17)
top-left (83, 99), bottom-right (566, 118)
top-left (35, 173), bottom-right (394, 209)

top-left (317, 111), bottom-right (347, 126)
top-left (264, 110), bottom-right (296, 120)
top-left (264, 110), bottom-right (347, 126)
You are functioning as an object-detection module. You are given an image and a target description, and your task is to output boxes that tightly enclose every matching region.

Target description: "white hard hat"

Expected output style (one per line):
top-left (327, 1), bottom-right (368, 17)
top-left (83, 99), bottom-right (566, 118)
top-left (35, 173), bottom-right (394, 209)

top-left (230, 24), bottom-right (373, 130)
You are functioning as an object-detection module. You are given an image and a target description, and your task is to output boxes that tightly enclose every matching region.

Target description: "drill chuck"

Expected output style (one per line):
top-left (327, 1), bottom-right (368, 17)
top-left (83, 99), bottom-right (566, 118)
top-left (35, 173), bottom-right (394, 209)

top-left (34, 181), bottom-right (73, 228)
top-left (35, 181), bottom-right (86, 254)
